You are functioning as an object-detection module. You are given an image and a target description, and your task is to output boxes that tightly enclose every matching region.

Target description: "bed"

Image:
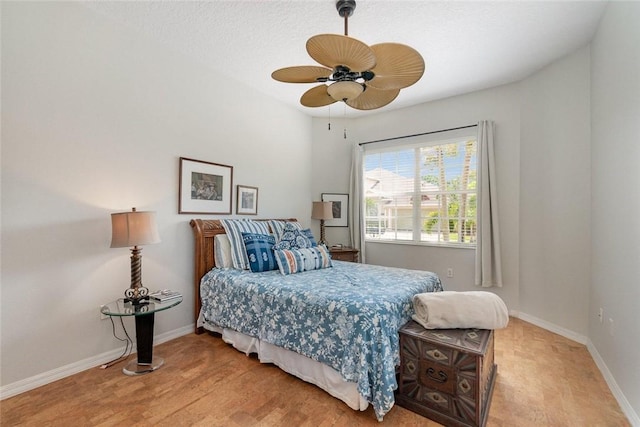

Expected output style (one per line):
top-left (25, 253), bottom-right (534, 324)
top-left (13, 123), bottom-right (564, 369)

top-left (190, 218), bottom-right (443, 420)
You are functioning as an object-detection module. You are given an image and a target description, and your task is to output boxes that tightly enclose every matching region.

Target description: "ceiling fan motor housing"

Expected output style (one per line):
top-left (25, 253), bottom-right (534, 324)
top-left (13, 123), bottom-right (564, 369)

top-left (336, 0), bottom-right (356, 18)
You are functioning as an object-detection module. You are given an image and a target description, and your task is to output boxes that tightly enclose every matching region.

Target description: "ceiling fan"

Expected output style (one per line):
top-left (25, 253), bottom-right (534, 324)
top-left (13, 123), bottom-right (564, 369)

top-left (271, 0), bottom-right (425, 111)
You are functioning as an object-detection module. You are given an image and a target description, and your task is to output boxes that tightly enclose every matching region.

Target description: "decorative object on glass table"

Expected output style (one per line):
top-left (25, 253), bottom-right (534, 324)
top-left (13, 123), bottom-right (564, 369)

top-left (149, 290), bottom-right (182, 302)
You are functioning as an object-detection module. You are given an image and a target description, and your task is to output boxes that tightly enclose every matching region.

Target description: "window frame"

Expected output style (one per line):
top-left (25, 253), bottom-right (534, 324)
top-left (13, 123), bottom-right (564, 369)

top-left (362, 130), bottom-right (478, 249)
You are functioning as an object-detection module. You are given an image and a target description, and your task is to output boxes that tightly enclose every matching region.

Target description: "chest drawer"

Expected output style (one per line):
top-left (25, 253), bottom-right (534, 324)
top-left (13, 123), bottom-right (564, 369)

top-left (397, 321), bottom-right (497, 427)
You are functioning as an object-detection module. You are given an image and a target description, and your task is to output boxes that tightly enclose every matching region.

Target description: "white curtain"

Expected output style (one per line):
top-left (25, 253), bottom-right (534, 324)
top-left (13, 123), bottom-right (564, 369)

top-left (475, 120), bottom-right (502, 287)
top-left (349, 142), bottom-right (365, 262)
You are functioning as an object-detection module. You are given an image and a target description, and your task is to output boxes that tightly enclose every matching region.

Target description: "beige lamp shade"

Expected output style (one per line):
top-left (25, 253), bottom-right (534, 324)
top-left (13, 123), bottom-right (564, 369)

top-left (110, 208), bottom-right (161, 248)
top-left (327, 81), bottom-right (364, 102)
top-left (312, 201), bottom-right (334, 220)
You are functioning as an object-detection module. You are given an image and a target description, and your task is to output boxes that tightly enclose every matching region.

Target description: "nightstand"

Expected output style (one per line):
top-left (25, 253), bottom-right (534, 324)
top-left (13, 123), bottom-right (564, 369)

top-left (329, 247), bottom-right (360, 263)
top-left (101, 296), bottom-right (182, 375)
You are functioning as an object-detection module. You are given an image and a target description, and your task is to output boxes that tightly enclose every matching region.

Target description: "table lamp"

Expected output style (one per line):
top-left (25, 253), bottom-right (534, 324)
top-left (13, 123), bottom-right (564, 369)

top-left (110, 207), bottom-right (161, 305)
top-left (311, 201), bottom-right (334, 246)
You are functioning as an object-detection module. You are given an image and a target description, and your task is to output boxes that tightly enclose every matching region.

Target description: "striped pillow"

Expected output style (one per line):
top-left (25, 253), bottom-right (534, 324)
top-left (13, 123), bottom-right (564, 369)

top-left (220, 219), bottom-right (270, 270)
top-left (274, 245), bottom-right (333, 275)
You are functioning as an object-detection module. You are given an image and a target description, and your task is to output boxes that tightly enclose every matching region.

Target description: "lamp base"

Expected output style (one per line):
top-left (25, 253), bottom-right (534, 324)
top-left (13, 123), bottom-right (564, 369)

top-left (123, 357), bottom-right (164, 376)
top-left (124, 285), bottom-right (150, 305)
top-left (319, 220), bottom-right (329, 247)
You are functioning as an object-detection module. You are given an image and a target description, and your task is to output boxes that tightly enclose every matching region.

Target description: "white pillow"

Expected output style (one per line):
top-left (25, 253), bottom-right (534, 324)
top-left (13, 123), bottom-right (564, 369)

top-left (214, 234), bottom-right (233, 269)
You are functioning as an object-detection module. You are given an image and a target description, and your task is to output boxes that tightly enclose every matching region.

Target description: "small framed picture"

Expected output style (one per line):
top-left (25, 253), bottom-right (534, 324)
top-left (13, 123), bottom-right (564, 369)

top-left (179, 157), bottom-right (233, 214)
top-left (321, 193), bottom-right (349, 227)
top-left (236, 185), bottom-right (258, 215)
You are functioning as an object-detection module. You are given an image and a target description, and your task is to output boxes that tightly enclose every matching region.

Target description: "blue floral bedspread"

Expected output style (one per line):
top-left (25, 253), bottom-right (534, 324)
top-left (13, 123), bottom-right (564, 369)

top-left (200, 260), bottom-right (443, 420)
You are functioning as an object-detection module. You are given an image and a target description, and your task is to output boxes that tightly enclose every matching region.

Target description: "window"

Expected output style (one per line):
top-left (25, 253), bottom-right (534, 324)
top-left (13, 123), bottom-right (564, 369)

top-left (363, 133), bottom-right (477, 247)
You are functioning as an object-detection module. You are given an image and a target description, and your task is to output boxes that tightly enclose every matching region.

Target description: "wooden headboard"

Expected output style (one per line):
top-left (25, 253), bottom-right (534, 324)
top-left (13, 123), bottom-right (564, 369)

top-left (189, 218), bottom-right (297, 334)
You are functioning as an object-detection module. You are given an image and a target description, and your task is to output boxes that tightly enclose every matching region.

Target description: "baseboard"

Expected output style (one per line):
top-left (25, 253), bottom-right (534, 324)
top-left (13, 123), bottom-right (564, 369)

top-left (0, 324), bottom-right (194, 401)
top-left (514, 311), bottom-right (588, 344)
top-left (587, 340), bottom-right (640, 426)
top-left (514, 312), bottom-right (638, 426)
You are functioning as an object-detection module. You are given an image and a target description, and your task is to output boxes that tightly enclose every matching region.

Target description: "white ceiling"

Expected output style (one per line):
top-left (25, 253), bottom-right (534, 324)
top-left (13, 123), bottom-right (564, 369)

top-left (83, 1), bottom-right (607, 118)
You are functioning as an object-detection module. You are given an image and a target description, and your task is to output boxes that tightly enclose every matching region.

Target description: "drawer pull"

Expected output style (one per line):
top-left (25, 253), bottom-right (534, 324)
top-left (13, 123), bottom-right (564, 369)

top-left (426, 367), bottom-right (448, 383)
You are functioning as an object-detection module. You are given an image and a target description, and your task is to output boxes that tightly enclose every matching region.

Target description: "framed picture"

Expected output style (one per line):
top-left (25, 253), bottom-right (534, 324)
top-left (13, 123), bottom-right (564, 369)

top-left (236, 185), bottom-right (258, 215)
top-left (179, 157), bottom-right (233, 214)
top-left (321, 193), bottom-right (349, 227)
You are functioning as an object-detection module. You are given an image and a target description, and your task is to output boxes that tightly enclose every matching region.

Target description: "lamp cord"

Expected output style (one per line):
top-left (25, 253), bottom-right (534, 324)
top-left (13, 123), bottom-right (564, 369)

top-left (99, 316), bottom-right (133, 369)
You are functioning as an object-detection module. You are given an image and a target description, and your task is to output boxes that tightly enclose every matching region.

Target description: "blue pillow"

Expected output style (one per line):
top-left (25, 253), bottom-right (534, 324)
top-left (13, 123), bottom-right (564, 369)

top-left (220, 219), bottom-right (270, 269)
top-left (274, 222), bottom-right (313, 250)
top-left (301, 228), bottom-right (318, 247)
top-left (242, 232), bottom-right (277, 272)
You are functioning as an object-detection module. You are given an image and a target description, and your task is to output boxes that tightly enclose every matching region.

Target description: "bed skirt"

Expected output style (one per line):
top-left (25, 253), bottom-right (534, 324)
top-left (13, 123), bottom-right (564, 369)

top-left (198, 311), bottom-right (369, 412)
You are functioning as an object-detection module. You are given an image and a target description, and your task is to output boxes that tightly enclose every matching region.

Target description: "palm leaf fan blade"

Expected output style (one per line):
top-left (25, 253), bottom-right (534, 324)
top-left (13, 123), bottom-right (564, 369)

top-left (306, 34), bottom-right (376, 71)
top-left (346, 86), bottom-right (399, 110)
top-left (300, 85), bottom-right (338, 107)
top-left (271, 66), bottom-right (333, 83)
top-left (366, 43), bottom-right (425, 90)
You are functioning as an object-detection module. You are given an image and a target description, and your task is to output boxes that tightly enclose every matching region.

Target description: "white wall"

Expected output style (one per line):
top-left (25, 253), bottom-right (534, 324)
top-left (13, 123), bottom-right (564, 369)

top-left (519, 46), bottom-right (592, 336)
top-left (590, 1), bottom-right (640, 419)
top-left (311, 46), bottom-right (595, 340)
top-left (312, 83), bottom-right (522, 314)
top-left (310, 118), bottom-right (355, 246)
top-left (1, 2), bottom-right (311, 387)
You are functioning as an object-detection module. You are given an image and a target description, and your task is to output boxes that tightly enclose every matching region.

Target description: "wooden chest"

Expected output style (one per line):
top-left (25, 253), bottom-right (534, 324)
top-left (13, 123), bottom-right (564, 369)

top-left (397, 321), bottom-right (497, 427)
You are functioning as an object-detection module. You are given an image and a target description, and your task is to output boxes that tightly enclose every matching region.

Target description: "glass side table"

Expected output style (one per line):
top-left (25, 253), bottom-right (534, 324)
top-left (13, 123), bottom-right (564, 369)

top-left (101, 297), bottom-right (182, 376)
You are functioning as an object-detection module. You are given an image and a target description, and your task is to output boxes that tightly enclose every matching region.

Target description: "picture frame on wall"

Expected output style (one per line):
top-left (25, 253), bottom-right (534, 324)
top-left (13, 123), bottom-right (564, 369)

top-left (179, 157), bottom-right (233, 214)
top-left (236, 185), bottom-right (258, 215)
top-left (321, 193), bottom-right (349, 227)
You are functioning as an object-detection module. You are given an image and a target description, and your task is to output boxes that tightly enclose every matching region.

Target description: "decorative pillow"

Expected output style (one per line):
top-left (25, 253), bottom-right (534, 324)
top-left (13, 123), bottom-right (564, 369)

top-left (268, 220), bottom-right (302, 242)
top-left (274, 245), bottom-right (333, 275)
top-left (273, 222), bottom-right (312, 250)
top-left (242, 233), bottom-right (277, 272)
top-left (301, 228), bottom-right (318, 247)
top-left (220, 219), bottom-right (270, 270)
top-left (214, 234), bottom-right (233, 268)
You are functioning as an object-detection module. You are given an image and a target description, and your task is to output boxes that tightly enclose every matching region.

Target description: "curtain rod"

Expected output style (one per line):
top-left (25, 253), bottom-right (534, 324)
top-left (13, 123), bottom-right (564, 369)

top-left (358, 124), bottom-right (478, 146)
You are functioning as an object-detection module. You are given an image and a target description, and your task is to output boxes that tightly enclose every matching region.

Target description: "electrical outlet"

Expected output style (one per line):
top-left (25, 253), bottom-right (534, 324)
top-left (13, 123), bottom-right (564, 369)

top-left (100, 306), bottom-right (108, 320)
top-left (598, 307), bottom-right (603, 323)
top-left (446, 268), bottom-right (454, 278)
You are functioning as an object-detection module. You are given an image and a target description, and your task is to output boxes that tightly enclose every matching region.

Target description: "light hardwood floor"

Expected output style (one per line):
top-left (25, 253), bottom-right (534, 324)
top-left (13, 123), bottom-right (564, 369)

top-left (1, 318), bottom-right (630, 426)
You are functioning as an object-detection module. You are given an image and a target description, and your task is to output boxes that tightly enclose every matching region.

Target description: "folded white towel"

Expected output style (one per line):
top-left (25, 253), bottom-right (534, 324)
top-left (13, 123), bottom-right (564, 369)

top-left (412, 291), bottom-right (509, 330)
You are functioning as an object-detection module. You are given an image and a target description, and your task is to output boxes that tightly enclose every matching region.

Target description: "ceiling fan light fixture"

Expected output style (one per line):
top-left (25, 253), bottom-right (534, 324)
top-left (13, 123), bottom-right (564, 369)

top-left (272, 0), bottom-right (425, 111)
top-left (327, 81), bottom-right (363, 101)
